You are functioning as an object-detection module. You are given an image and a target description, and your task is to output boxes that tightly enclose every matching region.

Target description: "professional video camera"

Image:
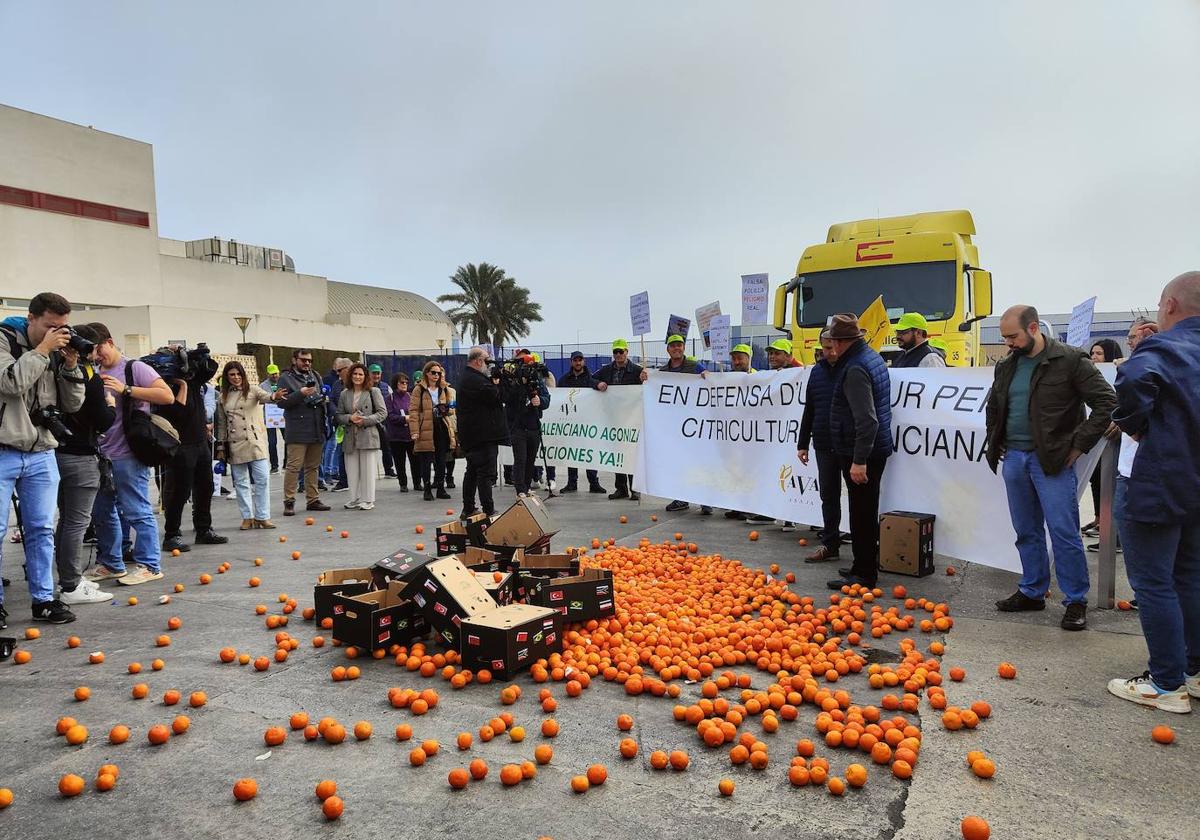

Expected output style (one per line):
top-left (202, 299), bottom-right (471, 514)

top-left (493, 356), bottom-right (550, 396)
top-left (140, 342), bottom-right (217, 383)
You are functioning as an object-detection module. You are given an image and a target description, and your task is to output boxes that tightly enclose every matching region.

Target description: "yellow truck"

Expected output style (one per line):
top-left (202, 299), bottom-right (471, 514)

top-left (773, 210), bottom-right (993, 365)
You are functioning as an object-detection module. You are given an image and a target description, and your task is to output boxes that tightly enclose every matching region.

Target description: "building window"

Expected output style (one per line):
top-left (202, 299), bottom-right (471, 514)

top-left (0, 183), bottom-right (150, 228)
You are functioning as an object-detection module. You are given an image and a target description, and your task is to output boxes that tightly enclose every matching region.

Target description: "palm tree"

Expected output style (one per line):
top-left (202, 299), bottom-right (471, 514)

top-left (437, 263), bottom-right (542, 352)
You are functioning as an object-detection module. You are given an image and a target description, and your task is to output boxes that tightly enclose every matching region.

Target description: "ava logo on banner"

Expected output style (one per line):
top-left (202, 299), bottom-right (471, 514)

top-left (500, 386), bottom-right (643, 474)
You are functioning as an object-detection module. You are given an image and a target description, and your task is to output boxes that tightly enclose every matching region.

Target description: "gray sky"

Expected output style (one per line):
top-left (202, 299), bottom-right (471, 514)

top-left (2, 2), bottom-right (1198, 343)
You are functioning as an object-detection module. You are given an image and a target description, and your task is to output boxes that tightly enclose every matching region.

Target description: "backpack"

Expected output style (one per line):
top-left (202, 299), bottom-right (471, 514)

top-left (122, 360), bottom-right (180, 466)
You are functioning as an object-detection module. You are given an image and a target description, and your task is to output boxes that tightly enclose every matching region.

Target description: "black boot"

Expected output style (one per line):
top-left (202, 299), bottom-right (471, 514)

top-left (423, 487), bottom-right (434, 501)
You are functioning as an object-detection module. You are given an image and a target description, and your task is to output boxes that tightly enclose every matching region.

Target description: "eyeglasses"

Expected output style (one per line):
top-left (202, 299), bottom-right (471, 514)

top-left (296, 357), bottom-right (312, 364)
top-left (613, 350), bottom-right (627, 356)
top-left (428, 371), bottom-right (442, 377)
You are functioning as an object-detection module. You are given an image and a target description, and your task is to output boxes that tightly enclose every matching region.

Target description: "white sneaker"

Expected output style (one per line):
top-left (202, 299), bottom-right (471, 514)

top-left (781, 522), bottom-right (796, 533)
top-left (1186, 672), bottom-right (1200, 699)
top-left (1107, 672), bottom-right (1192, 714)
top-left (84, 565), bottom-right (127, 582)
top-left (548, 480), bottom-right (557, 491)
top-left (359, 502), bottom-right (375, 511)
top-left (117, 564), bottom-right (165, 586)
top-left (60, 580), bottom-right (114, 605)
top-left (344, 500), bottom-right (362, 510)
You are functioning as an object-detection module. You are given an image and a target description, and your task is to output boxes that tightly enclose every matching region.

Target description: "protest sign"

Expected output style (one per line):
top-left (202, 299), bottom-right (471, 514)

top-left (741, 274), bottom-right (769, 325)
top-left (264, 403), bottom-right (285, 429)
top-left (630, 291), bottom-right (652, 336)
top-left (1066, 296), bottom-right (1097, 348)
top-left (708, 315), bottom-right (731, 366)
top-left (695, 301), bottom-right (722, 349)
top-left (665, 314), bottom-right (691, 344)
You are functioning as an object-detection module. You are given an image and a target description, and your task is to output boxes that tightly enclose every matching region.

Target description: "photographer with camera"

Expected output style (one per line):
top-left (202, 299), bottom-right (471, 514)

top-left (501, 352), bottom-right (551, 498)
top-left (83, 323), bottom-right (175, 588)
top-left (157, 345), bottom-right (227, 553)
top-left (54, 323), bottom-right (117, 607)
top-left (277, 348), bottom-right (332, 516)
top-left (0, 293), bottom-right (87, 627)
top-left (456, 347), bottom-right (508, 518)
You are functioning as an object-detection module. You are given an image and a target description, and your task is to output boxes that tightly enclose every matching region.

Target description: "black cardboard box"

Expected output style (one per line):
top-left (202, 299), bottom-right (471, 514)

top-left (408, 557), bottom-right (498, 648)
top-left (525, 567), bottom-right (615, 621)
top-left (517, 553), bottom-right (581, 580)
top-left (473, 570), bottom-right (521, 607)
top-left (879, 511), bottom-right (936, 577)
top-left (372, 549), bottom-right (440, 588)
top-left (331, 580), bottom-right (428, 650)
top-left (485, 496), bottom-right (560, 547)
top-left (435, 513), bottom-right (491, 556)
top-left (459, 605), bottom-right (561, 679)
top-left (314, 567), bottom-right (375, 624)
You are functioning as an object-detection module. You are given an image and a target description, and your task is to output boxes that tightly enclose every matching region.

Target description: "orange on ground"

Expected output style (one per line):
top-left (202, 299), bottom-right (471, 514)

top-left (586, 764), bottom-right (607, 785)
top-left (570, 775), bottom-right (589, 793)
top-left (148, 724), bottom-right (170, 745)
top-left (534, 745), bottom-right (553, 765)
top-left (448, 768), bottom-right (470, 789)
top-left (961, 816), bottom-right (991, 840)
top-left (58, 774), bottom-right (85, 797)
top-left (65, 724), bottom-right (89, 746)
top-left (718, 778), bottom-right (735, 796)
top-left (1151, 725), bottom-right (1175, 745)
top-left (469, 759), bottom-right (489, 780)
top-left (500, 764), bottom-right (523, 786)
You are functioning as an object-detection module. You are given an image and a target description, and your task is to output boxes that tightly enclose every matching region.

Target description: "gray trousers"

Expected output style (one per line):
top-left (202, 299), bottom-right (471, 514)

top-left (55, 451), bottom-right (101, 593)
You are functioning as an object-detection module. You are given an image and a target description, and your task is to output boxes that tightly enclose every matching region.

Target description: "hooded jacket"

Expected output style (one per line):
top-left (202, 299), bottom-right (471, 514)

top-left (0, 318), bottom-right (86, 452)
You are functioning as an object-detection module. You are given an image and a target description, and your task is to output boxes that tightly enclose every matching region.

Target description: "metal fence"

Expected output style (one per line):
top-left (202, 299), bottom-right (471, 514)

top-left (362, 336), bottom-right (778, 381)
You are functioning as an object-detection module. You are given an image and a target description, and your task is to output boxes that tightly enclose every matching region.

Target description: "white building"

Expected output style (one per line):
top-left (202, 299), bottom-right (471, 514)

top-left (0, 104), bottom-right (455, 356)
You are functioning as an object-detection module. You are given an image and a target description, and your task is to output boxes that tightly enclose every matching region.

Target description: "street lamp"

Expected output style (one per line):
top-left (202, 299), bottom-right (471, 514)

top-left (436, 338), bottom-right (445, 355)
top-left (233, 316), bottom-right (252, 346)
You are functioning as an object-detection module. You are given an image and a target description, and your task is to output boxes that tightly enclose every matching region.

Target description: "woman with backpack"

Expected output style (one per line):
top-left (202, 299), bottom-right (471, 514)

top-left (335, 362), bottom-right (387, 510)
top-left (215, 360), bottom-right (279, 529)
top-left (84, 323), bottom-right (174, 587)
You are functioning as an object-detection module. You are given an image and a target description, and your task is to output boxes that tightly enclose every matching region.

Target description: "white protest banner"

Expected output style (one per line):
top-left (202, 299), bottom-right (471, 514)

top-left (1066, 296), bottom-right (1097, 348)
top-left (499, 385), bottom-right (642, 473)
top-left (741, 273), bottom-right (769, 325)
top-left (264, 403), bottom-right (285, 429)
top-left (635, 367), bottom-right (1113, 574)
top-left (695, 301), bottom-right (722, 349)
top-left (630, 291), bottom-right (652, 336)
top-left (708, 314), bottom-right (731, 365)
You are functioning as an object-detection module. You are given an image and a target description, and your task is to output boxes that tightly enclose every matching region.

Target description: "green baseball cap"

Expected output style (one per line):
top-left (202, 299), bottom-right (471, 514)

top-left (531, 352), bottom-right (542, 363)
top-left (731, 343), bottom-right (752, 356)
top-left (368, 363), bottom-right (382, 373)
top-left (930, 338), bottom-right (948, 351)
top-left (767, 338), bottom-right (792, 354)
top-left (265, 363), bottom-right (280, 374)
top-left (666, 334), bottom-right (684, 346)
top-left (612, 339), bottom-right (629, 351)
top-left (895, 312), bottom-right (929, 332)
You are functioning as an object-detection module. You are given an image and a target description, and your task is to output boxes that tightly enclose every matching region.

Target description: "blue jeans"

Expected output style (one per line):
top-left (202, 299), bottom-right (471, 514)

top-left (232, 459), bottom-right (270, 521)
top-left (1001, 449), bottom-right (1090, 605)
top-left (321, 434), bottom-right (340, 482)
top-left (93, 457), bottom-right (160, 573)
top-left (1115, 475), bottom-right (1200, 690)
top-left (0, 448), bottom-right (60, 604)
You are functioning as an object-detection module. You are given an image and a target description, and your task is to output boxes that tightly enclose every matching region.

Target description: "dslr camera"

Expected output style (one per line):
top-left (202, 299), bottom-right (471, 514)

top-left (31, 405), bottom-right (72, 440)
top-left (59, 326), bottom-right (95, 356)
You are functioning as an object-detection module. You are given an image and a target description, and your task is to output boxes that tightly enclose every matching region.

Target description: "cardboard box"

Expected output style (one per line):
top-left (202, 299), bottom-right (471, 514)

top-left (409, 557), bottom-right (498, 648)
top-left (455, 546), bottom-right (506, 572)
top-left (485, 496), bottom-right (560, 548)
top-left (313, 567), bottom-right (375, 624)
top-left (517, 553), bottom-right (581, 580)
top-left (435, 513), bottom-right (491, 556)
top-left (473, 570), bottom-right (521, 607)
top-left (331, 580), bottom-right (427, 650)
top-left (372, 549), bottom-right (440, 588)
top-left (525, 568), bottom-right (615, 621)
top-left (459, 605), bottom-right (561, 679)
top-left (879, 511), bottom-right (936, 577)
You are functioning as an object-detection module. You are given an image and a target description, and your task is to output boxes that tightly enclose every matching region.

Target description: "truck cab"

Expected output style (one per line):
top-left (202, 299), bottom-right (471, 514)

top-left (773, 210), bottom-right (993, 365)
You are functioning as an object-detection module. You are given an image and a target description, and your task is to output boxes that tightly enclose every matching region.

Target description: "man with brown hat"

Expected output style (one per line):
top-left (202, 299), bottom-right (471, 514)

top-left (823, 314), bottom-right (894, 591)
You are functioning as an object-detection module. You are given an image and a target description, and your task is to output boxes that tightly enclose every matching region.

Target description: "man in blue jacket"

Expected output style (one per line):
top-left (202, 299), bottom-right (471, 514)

top-left (1107, 271), bottom-right (1200, 714)
top-left (823, 315), bottom-right (893, 591)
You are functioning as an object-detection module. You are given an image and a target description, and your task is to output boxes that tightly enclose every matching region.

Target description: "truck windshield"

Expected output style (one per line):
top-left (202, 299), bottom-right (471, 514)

top-left (797, 261), bottom-right (957, 328)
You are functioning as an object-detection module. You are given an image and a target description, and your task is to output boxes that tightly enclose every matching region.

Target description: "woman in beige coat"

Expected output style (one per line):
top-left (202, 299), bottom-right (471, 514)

top-left (215, 360), bottom-right (280, 529)
top-left (336, 362), bottom-right (388, 511)
top-left (408, 360), bottom-right (458, 501)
